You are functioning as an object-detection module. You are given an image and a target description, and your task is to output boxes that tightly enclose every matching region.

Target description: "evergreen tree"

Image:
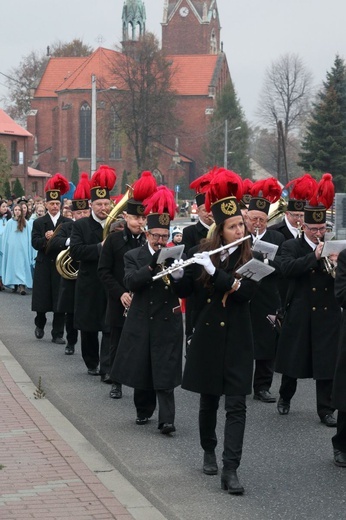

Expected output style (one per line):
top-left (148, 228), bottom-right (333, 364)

top-left (299, 55), bottom-right (346, 192)
top-left (205, 81), bottom-right (250, 177)
top-left (3, 181), bottom-right (11, 199)
top-left (71, 158), bottom-right (79, 186)
top-left (12, 177), bottom-right (25, 197)
top-left (0, 144), bottom-right (12, 197)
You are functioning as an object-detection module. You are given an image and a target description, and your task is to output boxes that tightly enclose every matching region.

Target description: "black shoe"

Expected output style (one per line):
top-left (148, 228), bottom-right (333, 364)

top-left (35, 327), bottom-right (44, 339)
top-left (253, 390), bottom-right (276, 403)
top-left (321, 414), bottom-right (337, 427)
top-left (65, 344), bottom-right (75, 355)
top-left (136, 417), bottom-right (149, 425)
top-left (100, 373), bottom-right (112, 384)
top-left (203, 451), bottom-right (218, 475)
top-left (277, 397), bottom-right (290, 415)
top-left (160, 423), bottom-right (176, 435)
top-left (221, 470), bottom-right (244, 495)
top-left (87, 368), bottom-right (100, 376)
top-left (110, 383), bottom-right (122, 399)
top-left (52, 337), bottom-right (66, 345)
top-left (334, 449), bottom-right (346, 467)
top-left (12, 285), bottom-right (18, 293)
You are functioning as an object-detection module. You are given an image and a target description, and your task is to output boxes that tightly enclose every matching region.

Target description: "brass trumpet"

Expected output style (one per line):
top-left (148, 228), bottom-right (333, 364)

top-left (317, 238), bottom-right (336, 278)
top-left (152, 235), bottom-right (251, 281)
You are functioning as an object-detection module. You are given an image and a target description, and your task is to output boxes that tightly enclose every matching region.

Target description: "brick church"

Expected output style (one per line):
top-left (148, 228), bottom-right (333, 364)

top-left (27, 0), bottom-right (232, 193)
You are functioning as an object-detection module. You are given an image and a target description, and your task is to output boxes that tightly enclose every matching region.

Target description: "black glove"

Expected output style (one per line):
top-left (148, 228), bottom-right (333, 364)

top-left (149, 250), bottom-right (161, 270)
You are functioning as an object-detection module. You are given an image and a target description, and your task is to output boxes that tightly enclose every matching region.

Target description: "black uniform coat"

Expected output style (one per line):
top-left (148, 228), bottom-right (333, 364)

top-left (332, 248), bottom-right (346, 411)
top-left (250, 229), bottom-right (284, 360)
top-left (182, 220), bottom-right (209, 254)
top-left (97, 226), bottom-right (146, 328)
top-left (31, 213), bottom-right (70, 312)
top-left (174, 248), bottom-right (258, 396)
top-left (275, 235), bottom-right (341, 379)
top-left (112, 244), bottom-right (183, 390)
top-left (70, 216), bottom-right (107, 331)
top-left (269, 218), bottom-right (297, 304)
top-left (48, 220), bottom-right (76, 314)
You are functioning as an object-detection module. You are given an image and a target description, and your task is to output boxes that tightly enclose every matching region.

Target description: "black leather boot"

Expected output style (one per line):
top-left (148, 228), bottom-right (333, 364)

top-left (203, 451), bottom-right (218, 475)
top-left (221, 469), bottom-right (244, 495)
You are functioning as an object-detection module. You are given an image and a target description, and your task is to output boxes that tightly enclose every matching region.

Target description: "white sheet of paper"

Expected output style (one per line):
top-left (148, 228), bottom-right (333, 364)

top-left (157, 244), bottom-right (185, 264)
top-left (236, 258), bottom-right (275, 282)
top-left (321, 240), bottom-right (346, 257)
top-left (252, 239), bottom-right (278, 261)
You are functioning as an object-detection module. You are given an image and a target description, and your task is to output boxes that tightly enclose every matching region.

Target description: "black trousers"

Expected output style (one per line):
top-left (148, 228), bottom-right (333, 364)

top-left (80, 330), bottom-right (110, 374)
top-left (109, 326), bottom-right (123, 384)
top-left (65, 313), bottom-right (78, 346)
top-left (253, 359), bottom-right (275, 393)
top-left (332, 411), bottom-right (346, 452)
top-left (199, 394), bottom-right (246, 471)
top-left (134, 388), bottom-right (175, 426)
top-left (279, 374), bottom-right (334, 418)
top-left (35, 312), bottom-right (65, 339)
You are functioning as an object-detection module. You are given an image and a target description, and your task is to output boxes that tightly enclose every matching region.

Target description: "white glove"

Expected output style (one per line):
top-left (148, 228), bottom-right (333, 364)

top-left (170, 259), bottom-right (185, 280)
top-left (193, 252), bottom-right (216, 276)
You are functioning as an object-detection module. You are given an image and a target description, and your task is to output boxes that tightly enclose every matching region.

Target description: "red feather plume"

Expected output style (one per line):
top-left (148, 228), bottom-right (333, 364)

top-left (44, 173), bottom-right (70, 196)
top-left (309, 173), bottom-right (335, 209)
top-left (90, 165), bottom-right (116, 190)
top-left (250, 177), bottom-right (282, 204)
top-left (205, 169), bottom-right (243, 212)
top-left (133, 171), bottom-right (157, 201)
top-left (74, 172), bottom-right (91, 200)
top-left (143, 186), bottom-right (176, 220)
top-left (190, 167), bottom-right (221, 194)
top-left (286, 174), bottom-right (318, 201)
top-left (242, 178), bottom-right (254, 195)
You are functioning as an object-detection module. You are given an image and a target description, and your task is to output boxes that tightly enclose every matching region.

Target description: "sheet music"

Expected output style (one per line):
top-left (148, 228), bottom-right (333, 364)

top-left (321, 240), bottom-right (346, 258)
top-left (157, 244), bottom-right (185, 264)
top-left (252, 239), bottom-right (278, 261)
top-left (236, 258), bottom-right (275, 282)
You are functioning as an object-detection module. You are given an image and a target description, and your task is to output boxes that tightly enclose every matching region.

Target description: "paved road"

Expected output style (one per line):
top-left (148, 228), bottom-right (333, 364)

top-left (0, 286), bottom-right (345, 520)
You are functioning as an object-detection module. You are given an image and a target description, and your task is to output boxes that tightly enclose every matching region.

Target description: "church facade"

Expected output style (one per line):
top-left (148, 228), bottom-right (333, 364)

top-left (27, 0), bottom-right (232, 194)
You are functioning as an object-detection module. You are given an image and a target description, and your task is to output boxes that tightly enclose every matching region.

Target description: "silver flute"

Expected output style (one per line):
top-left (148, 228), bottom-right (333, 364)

top-left (152, 235), bottom-right (251, 281)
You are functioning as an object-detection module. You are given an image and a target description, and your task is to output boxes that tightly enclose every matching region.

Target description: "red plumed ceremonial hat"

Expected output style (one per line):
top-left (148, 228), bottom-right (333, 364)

top-left (44, 173), bottom-right (70, 201)
top-left (90, 165), bottom-right (116, 201)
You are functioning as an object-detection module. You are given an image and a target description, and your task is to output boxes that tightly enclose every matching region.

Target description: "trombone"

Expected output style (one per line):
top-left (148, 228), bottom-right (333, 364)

top-left (152, 235), bottom-right (251, 281)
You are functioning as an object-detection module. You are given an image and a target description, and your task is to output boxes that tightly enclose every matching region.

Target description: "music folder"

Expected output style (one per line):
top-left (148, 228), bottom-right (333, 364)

top-left (157, 244), bottom-right (185, 264)
top-left (236, 258), bottom-right (275, 282)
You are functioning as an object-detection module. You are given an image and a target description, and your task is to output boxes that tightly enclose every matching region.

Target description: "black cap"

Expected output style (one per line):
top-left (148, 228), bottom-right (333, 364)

top-left (126, 198), bottom-right (146, 216)
top-left (211, 196), bottom-right (242, 226)
top-left (248, 197), bottom-right (270, 215)
top-left (287, 199), bottom-right (306, 212)
top-left (304, 205), bottom-right (327, 224)
top-left (147, 213), bottom-right (171, 230)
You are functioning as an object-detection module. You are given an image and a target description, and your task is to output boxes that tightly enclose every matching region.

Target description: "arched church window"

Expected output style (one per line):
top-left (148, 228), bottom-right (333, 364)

top-left (109, 107), bottom-right (122, 160)
top-left (79, 103), bottom-right (91, 158)
top-left (210, 30), bottom-right (217, 54)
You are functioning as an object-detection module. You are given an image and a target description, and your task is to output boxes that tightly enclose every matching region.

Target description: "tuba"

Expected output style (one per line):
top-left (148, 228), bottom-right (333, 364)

top-left (267, 197), bottom-right (288, 225)
top-left (56, 247), bottom-right (79, 280)
top-left (103, 185), bottom-right (134, 239)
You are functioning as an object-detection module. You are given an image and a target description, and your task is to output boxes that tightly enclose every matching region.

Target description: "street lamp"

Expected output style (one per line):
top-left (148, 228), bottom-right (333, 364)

top-left (223, 122), bottom-right (241, 168)
top-left (91, 74), bottom-right (117, 174)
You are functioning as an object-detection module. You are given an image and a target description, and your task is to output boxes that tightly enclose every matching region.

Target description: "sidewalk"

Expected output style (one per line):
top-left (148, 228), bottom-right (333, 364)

top-left (0, 340), bottom-right (167, 520)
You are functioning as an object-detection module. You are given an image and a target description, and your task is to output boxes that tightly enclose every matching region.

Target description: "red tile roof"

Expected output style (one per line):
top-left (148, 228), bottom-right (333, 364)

top-left (34, 48), bottom-right (220, 98)
top-left (28, 167), bottom-right (51, 178)
top-left (0, 109), bottom-right (32, 137)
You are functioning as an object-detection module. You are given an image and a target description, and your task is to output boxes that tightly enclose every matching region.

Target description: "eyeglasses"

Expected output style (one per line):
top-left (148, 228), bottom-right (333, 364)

top-left (287, 212), bottom-right (304, 220)
top-left (148, 231), bottom-right (170, 241)
top-left (304, 225), bottom-right (326, 234)
top-left (247, 216), bottom-right (267, 224)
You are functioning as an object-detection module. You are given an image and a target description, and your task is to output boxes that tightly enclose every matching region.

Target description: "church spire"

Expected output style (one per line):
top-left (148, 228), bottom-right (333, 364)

top-left (122, 0), bottom-right (146, 43)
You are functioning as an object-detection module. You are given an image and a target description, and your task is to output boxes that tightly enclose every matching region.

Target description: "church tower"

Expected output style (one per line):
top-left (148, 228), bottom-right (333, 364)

top-left (162, 1), bottom-right (221, 55)
top-left (122, 0), bottom-right (146, 46)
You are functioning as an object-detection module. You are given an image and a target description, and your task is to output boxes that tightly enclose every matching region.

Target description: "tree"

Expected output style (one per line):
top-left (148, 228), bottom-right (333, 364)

top-left (299, 55), bottom-right (346, 192)
top-left (257, 53), bottom-right (313, 183)
top-left (109, 33), bottom-right (180, 174)
top-left (71, 158), bottom-right (80, 187)
top-left (205, 81), bottom-right (250, 176)
top-left (0, 143), bottom-right (12, 197)
top-left (12, 177), bottom-right (25, 198)
top-left (4, 39), bottom-right (93, 124)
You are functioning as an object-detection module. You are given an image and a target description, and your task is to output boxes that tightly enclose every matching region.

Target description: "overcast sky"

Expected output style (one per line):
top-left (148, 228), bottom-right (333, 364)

top-left (1, 0), bottom-right (345, 124)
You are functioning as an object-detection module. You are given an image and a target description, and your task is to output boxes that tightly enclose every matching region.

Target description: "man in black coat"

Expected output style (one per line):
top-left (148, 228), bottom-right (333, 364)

top-left (275, 204), bottom-right (341, 426)
top-left (332, 248), bottom-right (346, 466)
top-left (49, 199), bottom-right (90, 355)
top-left (112, 212), bottom-right (183, 434)
top-left (31, 187), bottom-right (71, 343)
top-left (246, 196), bottom-right (284, 403)
top-left (98, 199), bottom-right (147, 398)
top-left (70, 185), bottom-right (112, 377)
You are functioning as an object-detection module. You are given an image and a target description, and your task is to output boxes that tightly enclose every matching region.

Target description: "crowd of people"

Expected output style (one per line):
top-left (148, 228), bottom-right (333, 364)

top-left (1, 166), bottom-right (346, 497)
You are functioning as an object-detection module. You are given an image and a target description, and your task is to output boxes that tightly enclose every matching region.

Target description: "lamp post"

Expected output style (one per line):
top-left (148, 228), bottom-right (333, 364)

top-left (223, 122), bottom-right (241, 168)
top-left (91, 74), bottom-right (117, 175)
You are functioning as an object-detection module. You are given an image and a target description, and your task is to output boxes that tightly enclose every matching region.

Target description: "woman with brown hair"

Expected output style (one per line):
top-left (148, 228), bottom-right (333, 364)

top-left (171, 169), bottom-right (259, 495)
top-left (1, 203), bottom-right (35, 294)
